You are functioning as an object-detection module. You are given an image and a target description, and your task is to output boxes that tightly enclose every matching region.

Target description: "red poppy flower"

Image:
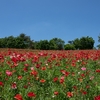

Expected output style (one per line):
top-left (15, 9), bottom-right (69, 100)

top-left (41, 67), bottom-right (46, 70)
top-left (30, 70), bottom-right (38, 77)
top-left (40, 79), bottom-right (46, 83)
top-left (67, 92), bottom-right (73, 98)
top-left (14, 94), bottom-right (23, 100)
top-left (18, 75), bottom-right (22, 80)
top-left (53, 77), bottom-right (58, 82)
top-left (54, 91), bottom-right (59, 95)
top-left (11, 82), bottom-right (17, 89)
top-left (82, 91), bottom-right (87, 95)
top-left (27, 92), bottom-right (36, 97)
top-left (96, 69), bottom-right (100, 73)
top-left (0, 81), bottom-right (4, 86)
top-left (59, 76), bottom-right (65, 84)
top-left (94, 95), bottom-right (100, 100)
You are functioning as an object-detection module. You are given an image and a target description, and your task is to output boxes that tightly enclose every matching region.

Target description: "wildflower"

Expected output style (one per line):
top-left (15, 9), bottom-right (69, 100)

top-left (23, 67), bottom-right (28, 72)
top-left (14, 94), bottom-right (23, 100)
top-left (60, 70), bottom-right (70, 76)
top-left (6, 70), bottom-right (12, 76)
top-left (27, 92), bottom-right (36, 97)
top-left (40, 79), bottom-right (46, 83)
top-left (96, 69), bottom-right (100, 73)
top-left (41, 67), bottom-right (46, 70)
top-left (53, 77), bottom-right (58, 82)
top-left (23, 85), bottom-right (28, 89)
top-left (30, 70), bottom-right (38, 77)
top-left (59, 76), bottom-right (65, 84)
top-left (18, 75), bottom-right (22, 80)
top-left (94, 95), bottom-right (100, 100)
top-left (45, 63), bottom-right (48, 66)
top-left (54, 91), bottom-right (59, 95)
top-left (81, 67), bottom-right (86, 71)
top-left (24, 63), bottom-right (29, 67)
top-left (73, 85), bottom-right (77, 90)
top-left (11, 82), bottom-right (17, 89)
top-left (82, 91), bottom-right (87, 95)
top-left (0, 81), bottom-right (4, 86)
top-left (81, 74), bottom-right (85, 77)
top-left (30, 67), bottom-right (34, 70)
top-left (67, 92), bottom-right (73, 97)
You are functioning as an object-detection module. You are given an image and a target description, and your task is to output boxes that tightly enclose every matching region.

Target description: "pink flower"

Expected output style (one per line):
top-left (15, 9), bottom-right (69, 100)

top-left (6, 70), bottom-right (13, 76)
top-left (81, 67), bottom-right (86, 71)
top-left (30, 67), bottom-right (34, 70)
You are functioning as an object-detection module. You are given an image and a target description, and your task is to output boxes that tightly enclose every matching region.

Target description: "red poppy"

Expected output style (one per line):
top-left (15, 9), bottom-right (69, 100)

top-left (53, 77), bottom-right (58, 82)
top-left (0, 81), bottom-right (4, 86)
top-left (59, 76), bottom-right (65, 84)
top-left (14, 94), bottom-right (23, 100)
top-left (23, 67), bottom-right (28, 72)
top-left (40, 79), bottom-right (46, 83)
top-left (54, 91), bottom-right (59, 95)
top-left (94, 95), bottom-right (100, 100)
top-left (27, 92), bottom-right (36, 97)
top-left (67, 92), bottom-right (73, 97)
top-left (30, 70), bottom-right (38, 77)
top-left (41, 67), bottom-right (46, 70)
top-left (18, 75), bottom-right (22, 80)
top-left (24, 63), bottom-right (29, 67)
top-left (60, 70), bottom-right (70, 76)
top-left (96, 69), bottom-right (100, 73)
top-left (11, 82), bottom-right (17, 89)
top-left (73, 85), bottom-right (77, 90)
top-left (82, 91), bottom-right (87, 95)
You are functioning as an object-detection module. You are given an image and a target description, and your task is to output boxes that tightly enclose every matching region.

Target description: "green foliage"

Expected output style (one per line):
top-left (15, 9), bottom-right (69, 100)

top-left (0, 33), bottom-right (33, 49)
top-left (97, 34), bottom-right (100, 49)
top-left (79, 36), bottom-right (95, 49)
top-left (73, 38), bottom-right (80, 50)
top-left (68, 36), bottom-right (95, 50)
top-left (97, 44), bottom-right (100, 49)
top-left (64, 44), bottom-right (75, 50)
top-left (49, 38), bottom-right (65, 50)
top-left (36, 40), bottom-right (49, 50)
top-left (0, 34), bottom-right (95, 50)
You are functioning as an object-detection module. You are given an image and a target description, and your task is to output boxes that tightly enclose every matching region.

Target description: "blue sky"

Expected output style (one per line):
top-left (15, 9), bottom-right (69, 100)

top-left (0, 0), bottom-right (100, 47)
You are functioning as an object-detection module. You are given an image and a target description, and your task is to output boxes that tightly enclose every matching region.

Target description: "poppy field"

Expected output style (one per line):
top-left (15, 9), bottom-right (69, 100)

top-left (0, 49), bottom-right (100, 100)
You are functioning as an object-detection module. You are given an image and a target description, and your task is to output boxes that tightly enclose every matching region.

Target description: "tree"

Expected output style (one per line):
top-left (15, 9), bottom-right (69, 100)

top-left (68, 40), bottom-right (73, 44)
top-left (0, 38), bottom-right (5, 48)
top-left (33, 41), bottom-right (40, 49)
top-left (64, 44), bottom-right (75, 50)
top-left (39, 40), bottom-right (49, 50)
top-left (73, 38), bottom-right (80, 50)
top-left (6, 36), bottom-right (16, 48)
top-left (79, 36), bottom-right (95, 49)
top-left (68, 36), bottom-right (95, 50)
top-left (18, 33), bottom-right (32, 48)
top-left (49, 38), bottom-right (65, 50)
top-left (97, 34), bottom-right (100, 49)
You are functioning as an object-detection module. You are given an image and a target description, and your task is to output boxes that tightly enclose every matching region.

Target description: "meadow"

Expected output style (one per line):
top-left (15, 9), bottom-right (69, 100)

top-left (0, 49), bottom-right (100, 100)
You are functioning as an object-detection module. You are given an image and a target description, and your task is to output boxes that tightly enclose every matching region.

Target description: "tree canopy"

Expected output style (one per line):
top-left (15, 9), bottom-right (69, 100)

top-left (0, 33), bottom-right (96, 50)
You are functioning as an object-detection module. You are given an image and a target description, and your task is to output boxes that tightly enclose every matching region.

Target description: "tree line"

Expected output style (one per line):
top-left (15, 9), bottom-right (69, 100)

top-left (0, 33), bottom-right (97, 50)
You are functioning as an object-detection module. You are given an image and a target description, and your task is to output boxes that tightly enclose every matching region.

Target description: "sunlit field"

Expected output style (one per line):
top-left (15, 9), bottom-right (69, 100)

top-left (0, 49), bottom-right (100, 100)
